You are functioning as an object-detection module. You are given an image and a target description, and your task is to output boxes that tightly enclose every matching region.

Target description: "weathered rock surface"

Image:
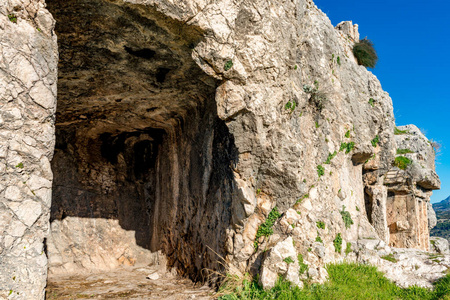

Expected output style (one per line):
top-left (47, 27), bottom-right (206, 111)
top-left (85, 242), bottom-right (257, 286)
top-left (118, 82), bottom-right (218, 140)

top-left (0, 0), bottom-right (443, 298)
top-left (0, 1), bottom-right (57, 299)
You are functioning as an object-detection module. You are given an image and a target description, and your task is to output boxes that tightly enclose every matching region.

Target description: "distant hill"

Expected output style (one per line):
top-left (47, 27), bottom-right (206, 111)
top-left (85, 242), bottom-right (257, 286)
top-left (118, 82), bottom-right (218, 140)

top-left (431, 195), bottom-right (450, 240)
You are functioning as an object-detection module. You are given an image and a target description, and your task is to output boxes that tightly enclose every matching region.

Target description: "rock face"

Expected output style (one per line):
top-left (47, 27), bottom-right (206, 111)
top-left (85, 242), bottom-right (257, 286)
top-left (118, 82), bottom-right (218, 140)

top-left (0, 1), bottom-right (58, 299)
top-left (0, 0), bottom-right (442, 298)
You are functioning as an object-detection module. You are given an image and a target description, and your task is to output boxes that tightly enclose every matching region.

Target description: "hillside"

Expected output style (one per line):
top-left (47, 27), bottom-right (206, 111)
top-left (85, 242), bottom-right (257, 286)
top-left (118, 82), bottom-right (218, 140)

top-left (431, 196), bottom-right (450, 240)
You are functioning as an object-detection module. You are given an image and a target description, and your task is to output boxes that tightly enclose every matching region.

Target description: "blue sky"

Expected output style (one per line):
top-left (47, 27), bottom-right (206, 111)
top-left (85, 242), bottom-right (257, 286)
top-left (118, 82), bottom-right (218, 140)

top-left (314, 0), bottom-right (450, 203)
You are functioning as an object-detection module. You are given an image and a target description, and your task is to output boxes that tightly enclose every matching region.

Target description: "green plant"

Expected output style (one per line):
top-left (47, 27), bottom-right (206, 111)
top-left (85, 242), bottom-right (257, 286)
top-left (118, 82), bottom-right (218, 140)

top-left (303, 179), bottom-right (307, 183)
top-left (394, 156), bottom-right (412, 170)
top-left (315, 121), bottom-right (320, 128)
top-left (284, 100), bottom-right (297, 113)
top-left (296, 193), bottom-right (309, 204)
top-left (345, 242), bottom-right (352, 255)
top-left (396, 148), bottom-right (414, 154)
top-left (353, 38), bottom-right (378, 68)
top-left (371, 135), bottom-right (380, 147)
top-left (254, 207), bottom-right (281, 249)
top-left (317, 165), bottom-right (325, 177)
top-left (369, 98), bottom-right (375, 107)
top-left (316, 235), bottom-right (323, 243)
top-left (356, 206), bottom-right (360, 212)
top-left (294, 65), bottom-right (298, 70)
top-left (340, 205), bottom-right (354, 229)
top-left (394, 127), bottom-right (409, 135)
top-left (8, 14), bottom-right (17, 23)
top-left (298, 254), bottom-right (308, 275)
top-left (381, 254), bottom-right (397, 263)
top-left (224, 60), bottom-right (233, 71)
top-left (283, 256), bottom-right (294, 264)
top-left (219, 263), bottom-right (450, 300)
top-left (316, 221), bottom-right (325, 229)
top-left (337, 56), bottom-right (341, 65)
top-left (303, 84), bottom-right (328, 111)
top-left (307, 247), bottom-right (312, 252)
top-left (340, 142), bottom-right (355, 154)
top-left (333, 233), bottom-right (342, 253)
top-left (15, 162), bottom-right (24, 169)
top-left (345, 130), bottom-right (350, 138)
top-left (324, 151), bottom-right (337, 164)
top-left (256, 189), bottom-right (261, 195)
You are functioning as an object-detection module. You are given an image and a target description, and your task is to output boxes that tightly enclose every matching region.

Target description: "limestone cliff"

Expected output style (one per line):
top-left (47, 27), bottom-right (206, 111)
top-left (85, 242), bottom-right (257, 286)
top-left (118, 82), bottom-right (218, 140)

top-left (0, 0), bottom-right (442, 298)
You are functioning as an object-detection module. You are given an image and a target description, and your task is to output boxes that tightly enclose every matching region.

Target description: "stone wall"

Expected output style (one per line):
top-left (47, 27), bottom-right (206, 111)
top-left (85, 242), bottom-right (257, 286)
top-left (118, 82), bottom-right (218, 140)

top-left (0, 1), bottom-right (57, 299)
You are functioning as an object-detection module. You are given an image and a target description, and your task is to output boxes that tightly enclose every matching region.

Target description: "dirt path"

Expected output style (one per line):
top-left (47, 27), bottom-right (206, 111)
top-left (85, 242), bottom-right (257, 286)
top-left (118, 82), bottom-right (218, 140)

top-left (46, 266), bottom-right (215, 299)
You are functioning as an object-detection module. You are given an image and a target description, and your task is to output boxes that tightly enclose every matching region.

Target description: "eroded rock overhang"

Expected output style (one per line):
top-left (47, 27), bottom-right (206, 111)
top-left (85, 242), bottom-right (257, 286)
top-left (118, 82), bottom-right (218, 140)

top-left (46, 0), bottom-right (237, 280)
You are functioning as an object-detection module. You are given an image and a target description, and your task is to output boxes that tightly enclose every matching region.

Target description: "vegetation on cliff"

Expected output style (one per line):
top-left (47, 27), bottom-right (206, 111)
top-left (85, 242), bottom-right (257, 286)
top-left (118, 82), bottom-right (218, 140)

top-left (219, 263), bottom-right (450, 300)
top-left (353, 38), bottom-right (378, 68)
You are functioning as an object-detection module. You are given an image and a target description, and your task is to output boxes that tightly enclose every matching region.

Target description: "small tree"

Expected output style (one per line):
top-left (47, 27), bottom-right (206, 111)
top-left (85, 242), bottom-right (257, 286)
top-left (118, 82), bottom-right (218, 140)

top-left (353, 38), bottom-right (378, 68)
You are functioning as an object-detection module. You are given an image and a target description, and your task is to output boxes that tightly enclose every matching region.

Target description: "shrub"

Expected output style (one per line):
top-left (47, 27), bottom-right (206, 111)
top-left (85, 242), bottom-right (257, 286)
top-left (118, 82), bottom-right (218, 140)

top-left (303, 83), bottom-right (328, 111)
top-left (353, 38), bottom-right (378, 68)
top-left (369, 98), bottom-right (375, 107)
top-left (315, 235), bottom-right (323, 243)
top-left (394, 156), bottom-right (412, 170)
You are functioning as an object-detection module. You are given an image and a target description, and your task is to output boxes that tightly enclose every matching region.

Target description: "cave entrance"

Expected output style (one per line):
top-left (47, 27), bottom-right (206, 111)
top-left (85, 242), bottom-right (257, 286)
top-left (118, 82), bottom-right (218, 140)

top-left (45, 0), bottom-right (236, 282)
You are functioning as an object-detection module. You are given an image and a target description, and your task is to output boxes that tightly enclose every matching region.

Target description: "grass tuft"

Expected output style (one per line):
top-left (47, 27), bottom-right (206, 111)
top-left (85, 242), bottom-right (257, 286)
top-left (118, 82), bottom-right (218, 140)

top-left (353, 38), bottom-right (378, 68)
top-left (219, 262), bottom-right (448, 299)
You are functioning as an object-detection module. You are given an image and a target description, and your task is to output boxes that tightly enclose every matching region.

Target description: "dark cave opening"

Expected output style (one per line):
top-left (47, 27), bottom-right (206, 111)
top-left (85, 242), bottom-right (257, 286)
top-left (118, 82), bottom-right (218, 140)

top-left (45, 0), bottom-right (238, 281)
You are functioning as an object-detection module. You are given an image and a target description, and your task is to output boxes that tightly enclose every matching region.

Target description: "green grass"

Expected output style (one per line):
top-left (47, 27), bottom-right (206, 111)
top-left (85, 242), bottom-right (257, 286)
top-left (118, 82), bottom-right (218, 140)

top-left (353, 38), bottom-right (378, 68)
top-left (394, 127), bottom-right (409, 135)
top-left (254, 207), bottom-right (281, 249)
top-left (283, 257), bottom-right (294, 264)
top-left (394, 156), bottom-right (412, 170)
top-left (298, 254), bottom-right (308, 275)
top-left (381, 254), bottom-right (398, 263)
top-left (296, 194), bottom-right (309, 204)
top-left (397, 149), bottom-right (414, 154)
top-left (219, 263), bottom-right (450, 300)
top-left (369, 98), bottom-right (375, 107)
